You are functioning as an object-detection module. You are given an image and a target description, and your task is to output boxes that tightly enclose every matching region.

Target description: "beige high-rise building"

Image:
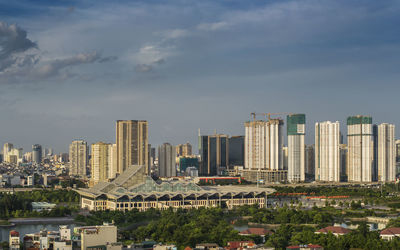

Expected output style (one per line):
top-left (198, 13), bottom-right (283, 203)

top-left (377, 123), bottom-right (396, 182)
top-left (347, 115), bottom-right (374, 182)
top-left (116, 120), bottom-right (149, 175)
top-left (91, 142), bottom-right (111, 186)
top-left (315, 121), bottom-right (340, 182)
top-left (109, 143), bottom-right (118, 179)
top-left (245, 119), bottom-right (284, 170)
top-left (69, 140), bottom-right (88, 178)
top-left (176, 143), bottom-right (192, 157)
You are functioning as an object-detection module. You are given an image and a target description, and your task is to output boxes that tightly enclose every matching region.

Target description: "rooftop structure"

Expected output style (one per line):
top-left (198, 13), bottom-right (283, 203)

top-left (77, 165), bottom-right (274, 211)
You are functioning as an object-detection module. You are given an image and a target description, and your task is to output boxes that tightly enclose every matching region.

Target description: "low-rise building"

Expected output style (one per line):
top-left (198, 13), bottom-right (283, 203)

top-left (226, 241), bottom-right (255, 250)
top-left (78, 165), bottom-right (273, 211)
top-left (239, 228), bottom-right (273, 243)
top-left (77, 223), bottom-right (121, 250)
top-left (380, 227), bottom-right (400, 241)
top-left (286, 245), bottom-right (323, 250)
top-left (31, 202), bottom-right (56, 212)
top-left (9, 230), bottom-right (20, 250)
top-left (315, 226), bottom-right (351, 236)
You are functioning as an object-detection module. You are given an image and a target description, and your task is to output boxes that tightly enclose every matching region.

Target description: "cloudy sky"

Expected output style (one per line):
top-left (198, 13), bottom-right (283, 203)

top-left (0, 0), bottom-right (399, 153)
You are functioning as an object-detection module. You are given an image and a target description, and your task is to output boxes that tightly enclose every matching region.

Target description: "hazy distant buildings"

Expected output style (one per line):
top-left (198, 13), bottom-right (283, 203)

top-left (315, 121), bottom-right (340, 182)
top-left (347, 115), bottom-right (375, 182)
top-left (287, 114), bottom-right (306, 182)
top-left (91, 142), bottom-right (111, 186)
top-left (158, 143), bottom-right (176, 177)
top-left (377, 123), bottom-right (396, 182)
top-left (32, 144), bottom-right (42, 164)
top-left (176, 143), bottom-right (192, 157)
top-left (116, 120), bottom-right (149, 175)
top-left (245, 119), bottom-right (284, 170)
top-left (69, 140), bottom-right (88, 178)
top-left (199, 134), bottom-right (229, 176)
top-left (228, 136), bottom-right (244, 168)
top-left (305, 145), bottom-right (315, 180)
top-left (340, 144), bottom-right (348, 181)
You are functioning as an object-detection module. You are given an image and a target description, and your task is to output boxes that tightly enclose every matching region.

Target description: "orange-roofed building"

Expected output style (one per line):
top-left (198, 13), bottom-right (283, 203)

top-left (380, 227), bottom-right (400, 241)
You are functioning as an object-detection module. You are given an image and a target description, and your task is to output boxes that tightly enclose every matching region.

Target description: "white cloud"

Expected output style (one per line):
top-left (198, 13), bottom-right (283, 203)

top-left (197, 21), bottom-right (230, 31)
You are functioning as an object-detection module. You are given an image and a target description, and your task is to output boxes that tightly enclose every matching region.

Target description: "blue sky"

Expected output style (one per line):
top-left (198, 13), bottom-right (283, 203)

top-left (0, 0), bottom-right (399, 153)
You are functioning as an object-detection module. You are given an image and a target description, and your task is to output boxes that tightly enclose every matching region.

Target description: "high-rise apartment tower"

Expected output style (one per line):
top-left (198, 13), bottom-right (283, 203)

top-left (116, 120), bottom-right (149, 175)
top-left (347, 115), bottom-right (375, 182)
top-left (287, 114), bottom-right (305, 182)
top-left (315, 121), bottom-right (340, 182)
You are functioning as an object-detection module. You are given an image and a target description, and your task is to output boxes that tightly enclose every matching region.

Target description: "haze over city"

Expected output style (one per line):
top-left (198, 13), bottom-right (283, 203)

top-left (1, 0), bottom-right (400, 153)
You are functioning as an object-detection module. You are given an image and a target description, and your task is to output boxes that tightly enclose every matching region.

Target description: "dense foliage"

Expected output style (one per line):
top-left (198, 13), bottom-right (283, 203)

top-left (130, 208), bottom-right (244, 247)
top-left (266, 222), bottom-right (400, 250)
top-left (0, 189), bottom-right (79, 219)
top-left (78, 204), bottom-right (400, 250)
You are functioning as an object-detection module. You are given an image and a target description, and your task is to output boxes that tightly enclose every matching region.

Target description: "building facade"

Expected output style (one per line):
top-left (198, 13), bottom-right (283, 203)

top-left (91, 142), bottom-right (112, 186)
top-left (287, 114), bottom-right (306, 182)
top-left (377, 123), bottom-right (396, 182)
top-left (315, 121), bottom-right (340, 182)
top-left (32, 144), bottom-right (42, 164)
top-left (78, 165), bottom-right (273, 212)
top-left (116, 120), bottom-right (149, 175)
top-left (158, 143), bottom-right (176, 177)
top-left (244, 119), bottom-right (284, 171)
top-left (347, 115), bottom-right (375, 182)
top-left (199, 134), bottom-right (229, 176)
top-left (228, 136), bottom-right (244, 168)
top-left (305, 145), bottom-right (315, 181)
top-left (69, 140), bottom-right (88, 179)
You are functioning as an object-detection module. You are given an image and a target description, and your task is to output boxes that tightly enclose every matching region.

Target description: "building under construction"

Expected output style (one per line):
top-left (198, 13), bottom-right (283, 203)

top-left (244, 113), bottom-right (287, 183)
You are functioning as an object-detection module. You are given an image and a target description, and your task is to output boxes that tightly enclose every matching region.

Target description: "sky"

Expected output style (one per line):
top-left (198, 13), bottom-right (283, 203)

top-left (0, 0), bottom-right (400, 153)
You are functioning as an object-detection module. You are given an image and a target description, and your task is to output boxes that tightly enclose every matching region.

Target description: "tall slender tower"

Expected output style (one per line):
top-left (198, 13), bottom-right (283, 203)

top-left (377, 123), bottom-right (396, 182)
top-left (116, 120), bottom-right (149, 175)
top-left (315, 121), bottom-right (340, 182)
top-left (69, 140), bottom-right (88, 178)
top-left (158, 143), bottom-right (176, 177)
top-left (91, 142), bottom-right (111, 186)
top-left (32, 144), bottom-right (42, 164)
top-left (287, 114), bottom-right (306, 182)
top-left (244, 118), bottom-right (284, 170)
top-left (347, 115), bottom-right (374, 182)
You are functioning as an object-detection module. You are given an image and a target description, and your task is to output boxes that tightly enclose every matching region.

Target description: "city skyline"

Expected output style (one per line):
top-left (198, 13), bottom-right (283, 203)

top-left (0, 0), bottom-right (400, 152)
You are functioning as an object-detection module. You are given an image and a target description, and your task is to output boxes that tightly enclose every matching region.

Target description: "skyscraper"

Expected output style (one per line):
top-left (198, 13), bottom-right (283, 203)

top-left (347, 115), bottom-right (375, 182)
top-left (32, 144), bottom-right (42, 164)
top-left (108, 143), bottom-right (118, 179)
top-left (116, 120), bottom-right (149, 175)
top-left (377, 123), bottom-right (396, 182)
top-left (3, 143), bottom-right (13, 163)
top-left (158, 143), bottom-right (176, 177)
top-left (199, 134), bottom-right (229, 176)
top-left (287, 114), bottom-right (306, 182)
top-left (91, 142), bottom-right (111, 186)
top-left (305, 145), bottom-right (315, 180)
top-left (244, 119), bottom-right (284, 170)
top-left (315, 121), bottom-right (340, 182)
top-left (69, 140), bottom-right (88, 178)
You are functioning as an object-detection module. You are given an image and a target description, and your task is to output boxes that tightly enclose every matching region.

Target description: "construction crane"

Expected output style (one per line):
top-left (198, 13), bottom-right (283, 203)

top-left (249, 112), bottom-right (292, 184)
top-left (250, 112), bottom-right (293, 122)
